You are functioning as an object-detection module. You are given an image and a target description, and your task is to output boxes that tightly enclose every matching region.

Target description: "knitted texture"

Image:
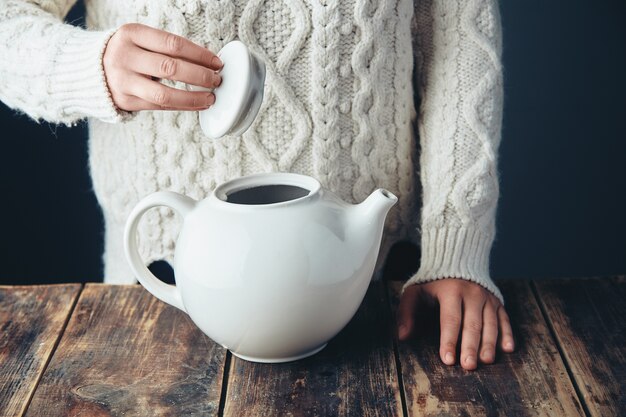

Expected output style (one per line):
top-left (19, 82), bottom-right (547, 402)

top-left (0, 1), bottom-right (120, 123)
top-left (0, 0), bottom-right (503, 301)
top-left (403, 0), bottom-right (504, 303)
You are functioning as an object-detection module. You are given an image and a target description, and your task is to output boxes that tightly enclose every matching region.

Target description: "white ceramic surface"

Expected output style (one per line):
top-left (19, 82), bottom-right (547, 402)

top-left (187, 40), bottom-right (266, 139)
top-left (124, 173), bottom-right (397, 363)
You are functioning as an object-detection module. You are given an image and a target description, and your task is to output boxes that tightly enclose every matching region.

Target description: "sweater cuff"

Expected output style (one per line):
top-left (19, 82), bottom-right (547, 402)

top-left (403, 227), bottom-right (504, 304)
top-left (48, 28), bottom-right (126, 123)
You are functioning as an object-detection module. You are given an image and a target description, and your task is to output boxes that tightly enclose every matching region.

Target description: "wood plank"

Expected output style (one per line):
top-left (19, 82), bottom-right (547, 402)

top-left (0, 284), bottom-right (81, 417)
top-left (534, 276), bottom-right (625, 417)
top-left (223, 281), bottom-right (403, 417)
top-left (24, 284), bottom-right (226, 417)
top-left (389, 280), bottom-right (585, 416)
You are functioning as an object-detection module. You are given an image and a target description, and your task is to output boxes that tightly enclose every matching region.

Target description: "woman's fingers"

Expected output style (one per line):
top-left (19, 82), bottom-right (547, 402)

top-left (438, 293), bottom-right (462, 366)
top-left (396, 280), bottom-right (516, 370)
top-left (125, 46), bottom-right (222, 89)
top-left (120, 23), bottom-right (223, 70)
top-left (397, 285), bottom-right (420, 341)
top-left (111, 94), bottom-right (193, 112)
top-left (459, 293), bottom-right (486, 370)
top-left (125, 75), bottom-right (215, 110)
top-left (103, 23), bottom-right (223, 111)
top-left (479, 300), bottom-right (499, 364)
top-left (498, 305), bottom-right (515, 352)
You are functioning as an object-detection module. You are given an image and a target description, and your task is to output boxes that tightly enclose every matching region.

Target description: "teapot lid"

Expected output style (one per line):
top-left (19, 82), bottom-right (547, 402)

top-left (189, 41), bottom-right (266, 139)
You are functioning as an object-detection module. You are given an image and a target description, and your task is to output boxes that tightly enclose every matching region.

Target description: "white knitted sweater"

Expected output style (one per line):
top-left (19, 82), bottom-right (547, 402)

top-left (0, 0), bottom-right (504, 302)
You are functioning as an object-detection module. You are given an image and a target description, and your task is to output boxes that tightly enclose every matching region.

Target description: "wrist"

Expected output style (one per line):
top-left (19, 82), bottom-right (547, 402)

top-left (404, 226), bottom-right (503, 304)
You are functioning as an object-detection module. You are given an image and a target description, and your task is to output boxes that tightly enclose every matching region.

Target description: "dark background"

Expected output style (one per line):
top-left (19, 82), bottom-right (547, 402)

top-left (1, 1), bottom-right (625, 285)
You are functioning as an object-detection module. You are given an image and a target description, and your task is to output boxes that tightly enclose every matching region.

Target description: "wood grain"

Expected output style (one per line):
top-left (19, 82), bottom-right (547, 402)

top-left (0, 284), bottom-right (81, 417)
top-left (389, 280), bottom-right (585, 417)
top-left (223, 281), bottom-right (403, 417)
top-left (534, 276), bottom-right (625, 417)
top-left (24, 284), bottom-right (226, 417)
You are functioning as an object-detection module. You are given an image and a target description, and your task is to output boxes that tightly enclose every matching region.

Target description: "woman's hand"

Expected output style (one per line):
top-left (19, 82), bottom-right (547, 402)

top-left (103, 23), bottom-right (223, 112)
top-left (397, 279), bottom-right (515, 370)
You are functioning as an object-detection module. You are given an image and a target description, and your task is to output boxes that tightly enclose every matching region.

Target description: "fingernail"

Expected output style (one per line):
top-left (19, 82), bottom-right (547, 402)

top-left (215, 74), bottom-right (222, 87)
top-left (444, 352), bottom-right (454, 364)
top-left (398, 324), bottom-right (407, 338)
top-left (505, 341), bottom-right (514, 350)
top-left (207, 93), bottom-right (215, 105)
top-left (212, 56), bottom-right (223, 69)
top-left (465, 356), bottom-right (476, 367)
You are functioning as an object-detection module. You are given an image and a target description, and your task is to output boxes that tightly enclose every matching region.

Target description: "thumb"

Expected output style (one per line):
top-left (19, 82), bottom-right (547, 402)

top-left (397, 285), bottom-right (420, 341)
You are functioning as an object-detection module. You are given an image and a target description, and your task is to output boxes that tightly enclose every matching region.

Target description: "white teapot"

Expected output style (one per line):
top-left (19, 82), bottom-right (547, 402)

top-left (124, 174), bottom-right (396, 363)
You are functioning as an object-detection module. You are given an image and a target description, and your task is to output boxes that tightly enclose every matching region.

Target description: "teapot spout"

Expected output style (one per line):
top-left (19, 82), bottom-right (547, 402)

top-left (355, 189), bottom-right (398, 228)
top-left (346, 189), bottom-right (398, 276)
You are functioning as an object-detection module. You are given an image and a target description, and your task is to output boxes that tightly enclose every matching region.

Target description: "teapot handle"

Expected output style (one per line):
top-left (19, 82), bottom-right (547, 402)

top-left (123, 191), bottom-right (197, 313)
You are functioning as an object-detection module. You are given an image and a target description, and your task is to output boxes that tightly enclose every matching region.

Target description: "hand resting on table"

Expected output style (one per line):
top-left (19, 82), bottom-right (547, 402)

top-left (397, 279), bottom-right (515, 371)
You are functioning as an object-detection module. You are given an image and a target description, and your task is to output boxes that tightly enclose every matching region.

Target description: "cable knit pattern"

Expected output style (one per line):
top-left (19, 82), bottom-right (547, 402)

top-left (240, 0), bottom-right (312, 172)
top-left (352, 0), bottom-right (392, 203)
top-left (310, 0), bottom-right (341, 192)
top-left (403, 0), bottom-right (504, 303)
top-left (0, 0), bottom-right (503, 302)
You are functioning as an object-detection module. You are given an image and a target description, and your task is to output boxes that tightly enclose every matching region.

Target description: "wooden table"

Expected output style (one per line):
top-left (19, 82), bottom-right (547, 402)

top-left (1, 277), bottom-right (624, 417)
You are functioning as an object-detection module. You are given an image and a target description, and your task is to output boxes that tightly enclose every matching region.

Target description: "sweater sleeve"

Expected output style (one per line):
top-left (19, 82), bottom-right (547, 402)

top-left (403, 0), bottom-right (504, 303)
top-left (0, 0), bottom-right (122, 124)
